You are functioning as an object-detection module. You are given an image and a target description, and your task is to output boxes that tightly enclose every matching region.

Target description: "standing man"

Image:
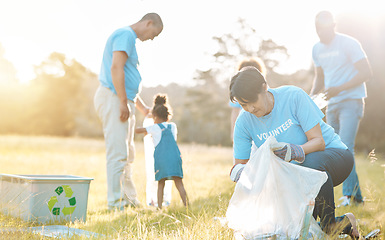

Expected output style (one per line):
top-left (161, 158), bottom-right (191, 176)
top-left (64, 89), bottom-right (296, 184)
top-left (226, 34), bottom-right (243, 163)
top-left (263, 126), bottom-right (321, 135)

top-left (310, 11), bottom-right (372, 206)
top-left (94, 13), bottom-right (163, 210)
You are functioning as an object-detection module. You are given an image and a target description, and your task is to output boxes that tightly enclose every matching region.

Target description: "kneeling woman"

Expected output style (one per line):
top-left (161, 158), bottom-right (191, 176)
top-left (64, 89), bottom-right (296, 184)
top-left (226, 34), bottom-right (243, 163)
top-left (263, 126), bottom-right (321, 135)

top-left (229, 66), bottom-right (359, 238)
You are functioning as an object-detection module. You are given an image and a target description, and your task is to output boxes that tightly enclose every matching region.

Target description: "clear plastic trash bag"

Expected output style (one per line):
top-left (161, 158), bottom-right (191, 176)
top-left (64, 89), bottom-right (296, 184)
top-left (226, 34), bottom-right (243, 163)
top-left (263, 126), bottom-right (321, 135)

top-left (226, 136), bottom-right (328, 239)
top-left (143, 117), bottom-right (172, 207)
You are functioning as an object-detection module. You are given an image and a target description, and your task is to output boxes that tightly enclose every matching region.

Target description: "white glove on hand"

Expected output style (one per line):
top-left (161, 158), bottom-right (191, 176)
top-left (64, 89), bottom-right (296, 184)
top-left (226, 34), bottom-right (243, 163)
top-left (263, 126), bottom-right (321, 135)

top-left (230, 164), bottom-right (245, 182)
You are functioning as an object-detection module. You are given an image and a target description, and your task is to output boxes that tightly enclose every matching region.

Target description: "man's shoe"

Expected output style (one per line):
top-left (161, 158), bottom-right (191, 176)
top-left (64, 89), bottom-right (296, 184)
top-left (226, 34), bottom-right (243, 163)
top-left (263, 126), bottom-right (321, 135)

top-left (338, 196), bottom-right (351, 207)
top-left (338, 196), bottom-right (365, 207)
top-left (351, 197), bottom-right (365, 206)
top-left (108, 199), bottom-right (141, 211)
top-left (126, 198), bottom-right (142, 208)
top-left (108, 205), bottom-right (125, 211)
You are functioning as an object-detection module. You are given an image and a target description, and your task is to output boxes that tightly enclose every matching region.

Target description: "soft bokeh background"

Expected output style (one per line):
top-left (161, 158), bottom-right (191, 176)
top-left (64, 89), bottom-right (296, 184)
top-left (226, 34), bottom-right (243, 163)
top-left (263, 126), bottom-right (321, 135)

top-left (0, 0), bottom-right (383, 85)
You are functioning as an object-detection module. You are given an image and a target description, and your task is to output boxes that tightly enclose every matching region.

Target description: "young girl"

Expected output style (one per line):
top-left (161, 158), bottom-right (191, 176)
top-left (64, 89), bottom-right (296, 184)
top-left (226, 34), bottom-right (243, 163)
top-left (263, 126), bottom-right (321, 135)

top-left (135, 94), bottom-right (188, 209)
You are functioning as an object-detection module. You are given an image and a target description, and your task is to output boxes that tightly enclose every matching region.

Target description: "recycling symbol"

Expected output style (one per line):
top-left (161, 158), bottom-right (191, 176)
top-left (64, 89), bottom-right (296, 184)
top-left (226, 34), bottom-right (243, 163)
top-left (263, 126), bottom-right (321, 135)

top-left (47, 185), bottom-right (76, 216)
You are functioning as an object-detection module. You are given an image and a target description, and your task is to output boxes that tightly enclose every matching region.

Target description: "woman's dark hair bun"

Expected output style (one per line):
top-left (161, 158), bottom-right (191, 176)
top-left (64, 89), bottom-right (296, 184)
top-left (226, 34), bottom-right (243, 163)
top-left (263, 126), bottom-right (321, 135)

top-left (154, 94), bottom-right (167, 105)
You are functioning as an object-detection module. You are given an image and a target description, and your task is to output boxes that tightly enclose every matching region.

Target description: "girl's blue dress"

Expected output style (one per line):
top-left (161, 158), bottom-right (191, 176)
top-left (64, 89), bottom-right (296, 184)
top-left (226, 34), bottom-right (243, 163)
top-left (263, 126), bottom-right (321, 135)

top-left (154, 123), bottom-right (183, 181)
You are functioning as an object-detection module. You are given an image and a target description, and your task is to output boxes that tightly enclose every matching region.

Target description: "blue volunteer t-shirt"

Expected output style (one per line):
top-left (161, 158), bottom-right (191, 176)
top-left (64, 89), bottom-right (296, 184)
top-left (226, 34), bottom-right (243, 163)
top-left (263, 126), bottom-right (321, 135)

top-left (99, 26), bottom-right (141, 101)
top-left (312, 33), bottom-right (367, 105)
top-left (233, 86), bottom-right (347, 160)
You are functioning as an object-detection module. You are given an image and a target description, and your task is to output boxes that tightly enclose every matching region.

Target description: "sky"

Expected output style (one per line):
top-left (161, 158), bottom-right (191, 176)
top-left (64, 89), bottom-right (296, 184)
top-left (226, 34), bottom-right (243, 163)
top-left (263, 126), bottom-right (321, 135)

top-left (0, 0), bottom-right (382, 87)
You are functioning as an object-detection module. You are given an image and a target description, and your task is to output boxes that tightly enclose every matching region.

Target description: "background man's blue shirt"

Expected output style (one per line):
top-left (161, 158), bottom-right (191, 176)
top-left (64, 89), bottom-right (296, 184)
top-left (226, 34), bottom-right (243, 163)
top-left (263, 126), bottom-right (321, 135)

top-left (312, 33), bottom-right (367, 105)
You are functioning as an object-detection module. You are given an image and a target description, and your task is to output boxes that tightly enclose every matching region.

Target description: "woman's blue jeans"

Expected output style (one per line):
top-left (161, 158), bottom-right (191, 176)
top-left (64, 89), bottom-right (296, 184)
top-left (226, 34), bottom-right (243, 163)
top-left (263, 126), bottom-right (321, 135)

top-left (295, 148), bottom-right (354, 231)
top-left (326, 99), bottom-right (364, 201)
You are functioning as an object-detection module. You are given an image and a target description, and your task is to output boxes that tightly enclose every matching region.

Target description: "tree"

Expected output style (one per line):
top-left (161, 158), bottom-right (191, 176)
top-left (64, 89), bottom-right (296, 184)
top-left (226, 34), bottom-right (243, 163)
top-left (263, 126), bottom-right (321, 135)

top-left (178, 18), bottom-right (295, 146)
top-left (0, 43), bottom-right (18, 84)
top-left (179, 69), bottom-right (231, 145)
top-left (210, 18), bottom-right (290, 84)
top-left (28, 52), bottom-right (100, 136)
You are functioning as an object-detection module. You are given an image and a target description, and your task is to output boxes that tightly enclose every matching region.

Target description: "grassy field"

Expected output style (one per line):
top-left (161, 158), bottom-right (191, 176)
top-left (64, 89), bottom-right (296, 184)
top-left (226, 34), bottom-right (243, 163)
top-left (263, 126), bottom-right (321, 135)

top-left (0, 135), bottom-right (384, 239)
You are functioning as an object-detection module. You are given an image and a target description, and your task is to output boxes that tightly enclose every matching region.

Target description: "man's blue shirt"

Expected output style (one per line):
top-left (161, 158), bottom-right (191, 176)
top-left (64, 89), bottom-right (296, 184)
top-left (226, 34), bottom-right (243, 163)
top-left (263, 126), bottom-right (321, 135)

top-left (99, 26), bottom-right (141, 101)
top-left (312, 33), bottom-right (367, 105)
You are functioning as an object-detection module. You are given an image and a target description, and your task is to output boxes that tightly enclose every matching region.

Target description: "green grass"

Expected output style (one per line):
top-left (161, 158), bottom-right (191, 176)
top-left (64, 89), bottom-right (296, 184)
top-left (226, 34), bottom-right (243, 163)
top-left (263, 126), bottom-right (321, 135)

top-left (0, 135), bottom-right (384, 239)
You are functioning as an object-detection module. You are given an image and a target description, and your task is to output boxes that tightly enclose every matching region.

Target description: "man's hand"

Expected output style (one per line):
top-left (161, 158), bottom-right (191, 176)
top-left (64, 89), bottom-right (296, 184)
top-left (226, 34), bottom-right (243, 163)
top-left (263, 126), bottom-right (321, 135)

top-left (119, 103), bottom-right (130, 122)
top-left (324, 86), bottom-right (342, 100)
top-left (230, 164), bottom-right (245, 182)
top-left (273, 143), bottom-right (305, 163)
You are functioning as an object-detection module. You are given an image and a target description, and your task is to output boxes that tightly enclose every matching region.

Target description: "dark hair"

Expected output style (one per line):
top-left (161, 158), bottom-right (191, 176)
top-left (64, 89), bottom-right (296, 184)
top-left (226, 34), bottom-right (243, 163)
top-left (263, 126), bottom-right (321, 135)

top-left (152, 94), bottom-right (172, 121)
top-left (140, 13), bottom-right (163, 28)
top-left (229, 66), bottom-right (267, 103)
top-left (237, 57), bottom-right (266, 76)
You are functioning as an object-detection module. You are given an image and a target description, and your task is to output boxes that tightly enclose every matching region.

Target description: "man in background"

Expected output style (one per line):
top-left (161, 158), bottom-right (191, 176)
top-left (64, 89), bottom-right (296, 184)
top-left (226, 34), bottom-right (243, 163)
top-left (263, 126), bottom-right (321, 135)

top-left (310, 11), bottom-right (372, 206)
top-left (94, 13), bottom-right (163, 210)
